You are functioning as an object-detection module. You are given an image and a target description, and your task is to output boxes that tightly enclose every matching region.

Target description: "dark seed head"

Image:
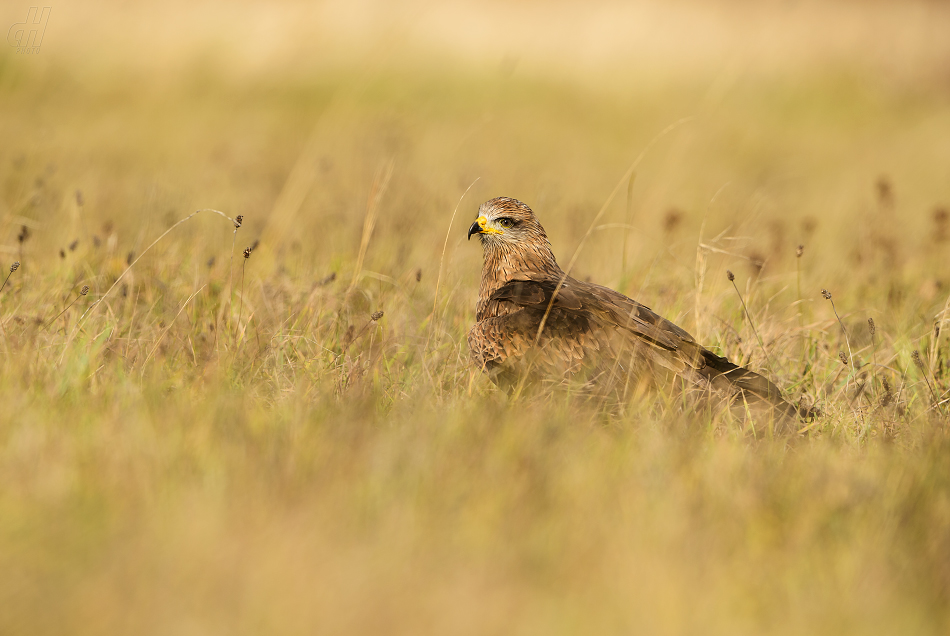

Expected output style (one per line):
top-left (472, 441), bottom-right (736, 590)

top-left (881, 378), bottom-right (893, 406)
top-left (234, 215), bottom-right (243, 229)
top-left (868, 317), bottom-right (876, 336)
top-left (415, 268), bottom-right (422, 283)
top-left (796, 244), bottom-right (804, 258)
top-left (935, 207), bottom-right (949, 242)
top-left (342, 324), bottom-right (355, 349)
top-left (839, 352), bottom-right (848, 366)
top-left (371, 310), bottom-right (384, 321)
top-left (726, 270), bottom-right (735, 282)
top-left (80, 285), bottom-right (89, 296)
top-left (10, 262), bottom-right (19, 273)
top-left (747, 253), bottom-right (765, 275)
top-left (243, 246), bottom-right (252, 259)
top-left (876, 176), bottom-right (893, 206)
top-left (663, 208), bottom-right (684, 234)
top-left (821, 289), bottom-right (832, 300)
top-left (912, 350), bottom-right (924, 371)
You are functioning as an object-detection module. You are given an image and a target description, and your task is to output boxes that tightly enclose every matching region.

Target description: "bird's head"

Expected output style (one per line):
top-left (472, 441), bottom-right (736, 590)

top-left (468, 197), bottom-right (549, 249)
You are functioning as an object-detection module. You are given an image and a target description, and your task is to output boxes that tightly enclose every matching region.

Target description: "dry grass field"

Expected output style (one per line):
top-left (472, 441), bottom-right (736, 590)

top-left (2, 1), bottom-right (950, 634)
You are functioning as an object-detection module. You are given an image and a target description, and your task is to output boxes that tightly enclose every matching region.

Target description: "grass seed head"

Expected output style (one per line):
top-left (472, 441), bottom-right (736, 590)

top-left (80, 285), bottom-right (89, 296)
top-left (663, 208), bottom-right (683, 234)
top-left (912, 350), bottom-right (924, 371)
top-left (371, 311), bottom-right (384, 321)
top-left (801, 216), bottom-right (817, 236)
top-left (876, 175), bottom-right (894, 207)
top-left (839, 351), bottom-right (848, 366)
top-left (341, 324), bottom-right (355, 350)
top-left (726, 270), bottom-right (735, 282)
top-left (234, 215), bottom-right (243, 229)
top-left (868, 317), bottom-right (876, 336)
top-left (934, 207), bottom-right (948, 242)
top-left (747, 253), bottom-right (765, 275)
top-left (243, 246), bottom-right (252, 259)
top-left (881, 378), bottom-right (893, 406)
top-left (11, 261), bottom-right (20, 273)
top-left (796, 244), bottom-right (804, 258)
top-left (821, 289), bottom-right (832, 300)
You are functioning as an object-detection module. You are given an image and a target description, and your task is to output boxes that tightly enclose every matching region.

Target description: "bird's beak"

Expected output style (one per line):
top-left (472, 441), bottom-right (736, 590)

top-left (467, 219), bottom-right (482, 240)
top-left (468, 216), bottom-right (501, 240)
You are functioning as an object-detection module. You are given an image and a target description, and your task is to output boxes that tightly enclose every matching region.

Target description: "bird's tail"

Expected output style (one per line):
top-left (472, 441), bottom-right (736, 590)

top-left (698, 349), bottom-right (807, 421)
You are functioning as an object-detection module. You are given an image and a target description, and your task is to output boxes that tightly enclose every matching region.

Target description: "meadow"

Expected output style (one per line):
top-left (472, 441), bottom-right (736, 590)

top-left (2, 1), bottom-right (950, 633)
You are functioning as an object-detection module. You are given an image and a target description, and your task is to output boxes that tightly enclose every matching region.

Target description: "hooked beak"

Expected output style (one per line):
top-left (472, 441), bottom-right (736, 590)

top-left (467, 219), bottom-right (482, 241)
top-left (468, 216), bottom-right (501, 241)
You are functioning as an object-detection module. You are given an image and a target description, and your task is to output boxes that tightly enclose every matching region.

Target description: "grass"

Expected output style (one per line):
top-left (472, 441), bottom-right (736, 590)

top-left (2, 1), bottom-right (950, 633)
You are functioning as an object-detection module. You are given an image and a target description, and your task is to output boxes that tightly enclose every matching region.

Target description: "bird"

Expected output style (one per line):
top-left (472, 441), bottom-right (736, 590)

top-left (466, 196), bottom-right (801, 422)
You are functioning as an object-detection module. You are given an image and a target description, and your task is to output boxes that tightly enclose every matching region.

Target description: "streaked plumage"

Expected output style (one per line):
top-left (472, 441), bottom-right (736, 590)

top-left (467, 196), bottom-right (799, 420)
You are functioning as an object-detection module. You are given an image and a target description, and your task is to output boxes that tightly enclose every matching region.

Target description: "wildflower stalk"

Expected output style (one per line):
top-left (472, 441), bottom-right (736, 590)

top-left (822, 289), bottom-right (855, 375)
top-left (237, 245), bottom-right (252, 344)
top-left (228, 215), bottom-right (243, 339)
top-left (913, 350), bottom-right (940, 410)
top-left (727, 269), bottom-right (776, 378)
top-left (0, 261), bottom-right (20, 295)
top-left (46, 286), bottom-right (89, 330)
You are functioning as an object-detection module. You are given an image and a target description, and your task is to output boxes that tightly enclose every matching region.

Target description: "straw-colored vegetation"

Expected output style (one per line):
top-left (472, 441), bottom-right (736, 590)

top-left (2, 1), bottom-right (950, 634)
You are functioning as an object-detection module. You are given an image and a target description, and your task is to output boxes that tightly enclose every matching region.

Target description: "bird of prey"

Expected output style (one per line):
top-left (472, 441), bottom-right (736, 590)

top-left (467, 196), bottom-right (799, 421)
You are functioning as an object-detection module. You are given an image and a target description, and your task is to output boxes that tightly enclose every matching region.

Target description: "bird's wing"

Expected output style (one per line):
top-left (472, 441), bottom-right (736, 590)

top-left (468, 276), bottom-right (689, 389)
top-left (488, 276), bottom-right (686, 352)
top-left (471, 274), bottom-right (797, 417)
top-left (467, 293), bottom-right (595, 379)
top-left (545, 279), bottom-right (794, 404)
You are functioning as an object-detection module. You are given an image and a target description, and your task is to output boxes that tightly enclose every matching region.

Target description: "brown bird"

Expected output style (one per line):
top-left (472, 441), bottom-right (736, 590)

top-left (467, 196), bottom-right (799, 421)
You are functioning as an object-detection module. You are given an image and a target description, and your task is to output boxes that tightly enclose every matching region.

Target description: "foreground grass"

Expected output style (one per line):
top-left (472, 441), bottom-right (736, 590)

top-left (2, 380), bottom-right (949, 635)
top-left (2, 20), bottom-right (950, 635)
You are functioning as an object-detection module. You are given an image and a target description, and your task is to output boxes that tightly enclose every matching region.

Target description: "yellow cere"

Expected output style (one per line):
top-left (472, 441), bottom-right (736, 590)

top-left (478, 216), bottom-right (504, 235)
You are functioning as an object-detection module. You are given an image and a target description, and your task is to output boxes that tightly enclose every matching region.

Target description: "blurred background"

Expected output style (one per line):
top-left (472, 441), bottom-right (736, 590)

top-left (4, 0), bottom-right (949, 292)
top-left (3, 1), bottom-right (950, 635)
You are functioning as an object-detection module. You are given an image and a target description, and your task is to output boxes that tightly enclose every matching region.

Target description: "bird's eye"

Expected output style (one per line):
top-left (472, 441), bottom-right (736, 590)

top-left (498, 218), bottom-right (514, 228)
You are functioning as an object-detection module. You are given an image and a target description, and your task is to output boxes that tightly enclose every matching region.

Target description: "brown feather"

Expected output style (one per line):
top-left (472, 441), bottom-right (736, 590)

top-left (468, 197), bottom-right (801, 421)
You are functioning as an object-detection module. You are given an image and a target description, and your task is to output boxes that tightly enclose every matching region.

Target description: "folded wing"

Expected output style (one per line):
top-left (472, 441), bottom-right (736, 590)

top-left (468, 274), bottom-right (797, 418)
